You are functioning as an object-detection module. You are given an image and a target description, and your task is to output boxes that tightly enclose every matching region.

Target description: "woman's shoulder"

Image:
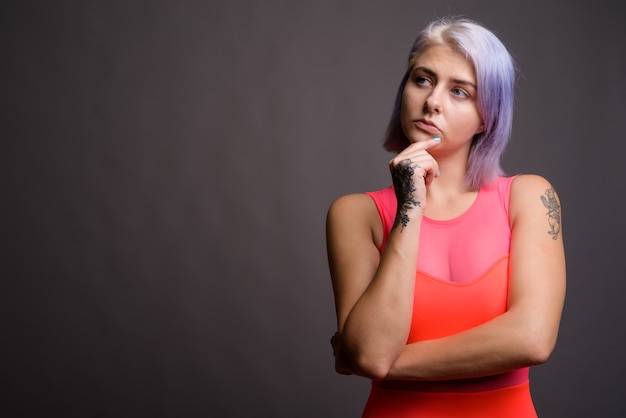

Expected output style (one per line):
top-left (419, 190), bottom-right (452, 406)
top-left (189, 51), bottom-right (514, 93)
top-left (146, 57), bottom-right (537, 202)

top-left (327, 192), bottom-right (386, 249)
top-left (509, 174), bottom-right (561, 221)
top-left (328, 185), bottom-right (394, 214)
top-left (327, 192), bottom-right (381, 224)
top-left (510, 174), bottom-right (556, 195)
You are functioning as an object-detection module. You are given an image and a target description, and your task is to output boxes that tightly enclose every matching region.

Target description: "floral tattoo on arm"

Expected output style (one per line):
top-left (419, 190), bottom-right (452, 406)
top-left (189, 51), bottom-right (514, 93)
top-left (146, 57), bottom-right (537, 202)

top-left (540, 188), bottom-right (561, 240)
top-left (392, 159), bottom-right (421, 231)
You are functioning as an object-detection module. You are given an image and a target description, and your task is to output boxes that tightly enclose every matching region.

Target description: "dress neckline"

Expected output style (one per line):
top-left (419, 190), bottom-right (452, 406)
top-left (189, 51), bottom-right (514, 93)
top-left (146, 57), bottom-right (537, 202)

top-left (423, 188), bottom-right (482, 225)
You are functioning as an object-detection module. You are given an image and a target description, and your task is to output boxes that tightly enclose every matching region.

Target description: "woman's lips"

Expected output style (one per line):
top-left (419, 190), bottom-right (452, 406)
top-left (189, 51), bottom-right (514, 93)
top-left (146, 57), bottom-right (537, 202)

top-left (414, 120), bottom-right (441, 135)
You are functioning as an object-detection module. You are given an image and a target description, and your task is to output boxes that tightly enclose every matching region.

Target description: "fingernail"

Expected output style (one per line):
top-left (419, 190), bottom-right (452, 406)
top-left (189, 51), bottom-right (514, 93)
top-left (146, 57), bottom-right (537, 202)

top-left (433, 137), bottom-right (441, 142)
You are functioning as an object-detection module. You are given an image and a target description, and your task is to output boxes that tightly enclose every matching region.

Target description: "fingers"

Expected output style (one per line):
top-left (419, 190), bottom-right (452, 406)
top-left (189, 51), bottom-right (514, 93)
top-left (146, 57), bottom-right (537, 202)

top-left (406, 137), bottom-right (442, 152)
top-left (330, 332), bottom-right (355, 375)
top-left (330, 332), bottom-right (338, 347)
top-left (336, 365), bottom-right (353, 375)
top-left (389, 139), bottom-right (440, 185)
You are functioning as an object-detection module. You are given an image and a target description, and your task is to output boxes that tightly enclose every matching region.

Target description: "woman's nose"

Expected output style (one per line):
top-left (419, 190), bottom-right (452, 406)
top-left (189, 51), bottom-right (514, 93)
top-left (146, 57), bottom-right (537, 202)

top-left (424, 90), bottom-right (442, 113)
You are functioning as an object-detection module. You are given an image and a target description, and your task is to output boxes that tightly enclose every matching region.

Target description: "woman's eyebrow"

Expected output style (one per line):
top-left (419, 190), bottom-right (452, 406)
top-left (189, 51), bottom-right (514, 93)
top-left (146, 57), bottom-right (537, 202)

top-left (414, 66), bottom-right (436, 78)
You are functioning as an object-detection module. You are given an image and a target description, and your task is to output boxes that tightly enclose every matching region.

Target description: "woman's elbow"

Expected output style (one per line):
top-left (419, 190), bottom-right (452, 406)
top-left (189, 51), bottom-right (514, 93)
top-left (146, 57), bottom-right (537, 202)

top-left (350, 353), bottom-right (394, 379)
top-left (521, 330), bottom-right (558, 366)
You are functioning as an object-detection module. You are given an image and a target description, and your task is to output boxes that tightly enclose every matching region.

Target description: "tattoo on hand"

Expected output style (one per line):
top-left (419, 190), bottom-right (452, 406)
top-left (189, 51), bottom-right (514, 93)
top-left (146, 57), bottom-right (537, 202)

top-left (540, 188), bottom-right (561, 240)
top-left (392, 159), bottom-right (421, 231)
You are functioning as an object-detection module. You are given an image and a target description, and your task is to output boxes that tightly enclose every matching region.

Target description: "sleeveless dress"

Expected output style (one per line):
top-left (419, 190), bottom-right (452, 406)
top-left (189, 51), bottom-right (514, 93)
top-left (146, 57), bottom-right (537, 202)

top-left (362, 176), bottom-right (537, 418)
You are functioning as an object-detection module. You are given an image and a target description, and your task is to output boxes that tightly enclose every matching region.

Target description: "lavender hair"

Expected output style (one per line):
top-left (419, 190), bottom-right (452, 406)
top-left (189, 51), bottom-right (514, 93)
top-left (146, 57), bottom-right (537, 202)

top-left (383, 18), bottom-right (516, 189)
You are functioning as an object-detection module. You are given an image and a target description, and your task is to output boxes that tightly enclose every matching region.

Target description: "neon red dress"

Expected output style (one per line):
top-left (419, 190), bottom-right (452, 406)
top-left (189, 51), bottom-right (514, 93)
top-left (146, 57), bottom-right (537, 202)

top-left (362, 176), bottom-right (537, 418)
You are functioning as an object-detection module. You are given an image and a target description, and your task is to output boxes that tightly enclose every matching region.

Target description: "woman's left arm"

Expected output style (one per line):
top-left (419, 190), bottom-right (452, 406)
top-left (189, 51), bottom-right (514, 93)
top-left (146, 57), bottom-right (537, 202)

top-left (387, 174), bottom-right (566, 380)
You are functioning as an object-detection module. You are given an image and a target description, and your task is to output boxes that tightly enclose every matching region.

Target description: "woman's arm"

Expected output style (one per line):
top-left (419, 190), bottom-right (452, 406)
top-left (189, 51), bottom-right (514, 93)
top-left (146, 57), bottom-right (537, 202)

top-left (327, 192), bottom-right (421, 378)
top-left (328, 140), bottom-right (441, 379)
top-left (387, 174), bottom-right (566, 380)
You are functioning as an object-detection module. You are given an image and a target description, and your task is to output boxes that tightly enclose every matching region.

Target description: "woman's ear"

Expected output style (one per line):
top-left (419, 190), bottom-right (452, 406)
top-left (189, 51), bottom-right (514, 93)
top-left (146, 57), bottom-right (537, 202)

top-left (476, 119), bottom-right (485, 135)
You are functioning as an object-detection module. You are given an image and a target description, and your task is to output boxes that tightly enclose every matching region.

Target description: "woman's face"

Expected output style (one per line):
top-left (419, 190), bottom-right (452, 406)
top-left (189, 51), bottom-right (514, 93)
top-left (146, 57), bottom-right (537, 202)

top-left (401, 44), bottom-right (484, 155)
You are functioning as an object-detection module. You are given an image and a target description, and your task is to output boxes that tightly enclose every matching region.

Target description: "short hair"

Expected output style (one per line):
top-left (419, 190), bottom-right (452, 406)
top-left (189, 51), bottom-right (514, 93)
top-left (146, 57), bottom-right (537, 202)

top-left (383, 18), bottom-right (516, 189)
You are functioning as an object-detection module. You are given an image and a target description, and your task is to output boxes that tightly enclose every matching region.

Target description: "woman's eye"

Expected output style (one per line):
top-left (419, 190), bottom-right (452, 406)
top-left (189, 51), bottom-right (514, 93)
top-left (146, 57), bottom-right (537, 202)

top-left (452, 88), bottom-right (469, 98)
top-left (415, 76), bottom-right (431, 86)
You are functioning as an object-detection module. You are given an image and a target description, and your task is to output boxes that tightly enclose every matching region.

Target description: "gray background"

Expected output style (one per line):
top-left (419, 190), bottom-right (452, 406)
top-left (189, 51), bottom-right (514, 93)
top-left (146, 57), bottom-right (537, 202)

top-left (4, 0), bottom-right (625, 417)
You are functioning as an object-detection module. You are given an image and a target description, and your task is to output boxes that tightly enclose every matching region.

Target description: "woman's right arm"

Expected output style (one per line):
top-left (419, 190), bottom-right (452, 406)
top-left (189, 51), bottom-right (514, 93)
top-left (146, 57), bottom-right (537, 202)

top-left (326, 193), bottom-right (418, 378)
top-left (327, 140), bottom-right (440, 378)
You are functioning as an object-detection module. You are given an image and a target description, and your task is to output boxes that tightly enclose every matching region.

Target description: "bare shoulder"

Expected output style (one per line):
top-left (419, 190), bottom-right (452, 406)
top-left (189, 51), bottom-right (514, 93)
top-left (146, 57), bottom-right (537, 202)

top-left (510, 174), bottom-right (561, 208)
top-left (510, 173), bottom-right (554, 191)
top-left (327, 193), bottom-right (383, 249)
top-left (328, 193), bottom-right (378, 217)
top-left (510, 174), bottom-right (563, 240)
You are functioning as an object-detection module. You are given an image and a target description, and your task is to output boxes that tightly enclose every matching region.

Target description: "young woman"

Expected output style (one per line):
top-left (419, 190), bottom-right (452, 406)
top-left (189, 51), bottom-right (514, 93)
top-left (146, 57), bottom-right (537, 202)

top-left (327, 18), bottom-right (566, 417)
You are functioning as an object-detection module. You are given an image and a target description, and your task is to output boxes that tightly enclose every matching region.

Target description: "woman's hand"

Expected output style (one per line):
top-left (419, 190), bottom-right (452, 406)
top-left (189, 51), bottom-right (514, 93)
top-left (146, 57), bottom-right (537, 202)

top-left (388, 139), bottom-right (440, 229)
top-left (330, 332), bottom-right (355, 375)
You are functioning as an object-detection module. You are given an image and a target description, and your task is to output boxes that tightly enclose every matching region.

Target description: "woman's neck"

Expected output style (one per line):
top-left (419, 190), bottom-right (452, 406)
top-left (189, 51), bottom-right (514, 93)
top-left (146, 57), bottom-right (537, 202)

top-left (428, 156), bottom-right (470, 194)
top-left (424, 154), bottom-right (477, 220)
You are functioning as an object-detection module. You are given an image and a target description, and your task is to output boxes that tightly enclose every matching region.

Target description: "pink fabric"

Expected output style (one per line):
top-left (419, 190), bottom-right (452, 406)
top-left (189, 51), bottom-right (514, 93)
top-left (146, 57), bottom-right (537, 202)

top-left (363, 380), bottom-right (537, 418)
top-left (366, 176), bottom-right (514, 283)
top-left (363, 176), bottom-right (531, 399)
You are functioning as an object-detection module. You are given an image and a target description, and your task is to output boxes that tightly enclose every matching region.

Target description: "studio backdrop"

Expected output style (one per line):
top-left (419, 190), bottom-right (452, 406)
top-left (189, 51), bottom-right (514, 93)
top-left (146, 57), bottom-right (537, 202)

top-left (4, 0), bottom-right (626, 417)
